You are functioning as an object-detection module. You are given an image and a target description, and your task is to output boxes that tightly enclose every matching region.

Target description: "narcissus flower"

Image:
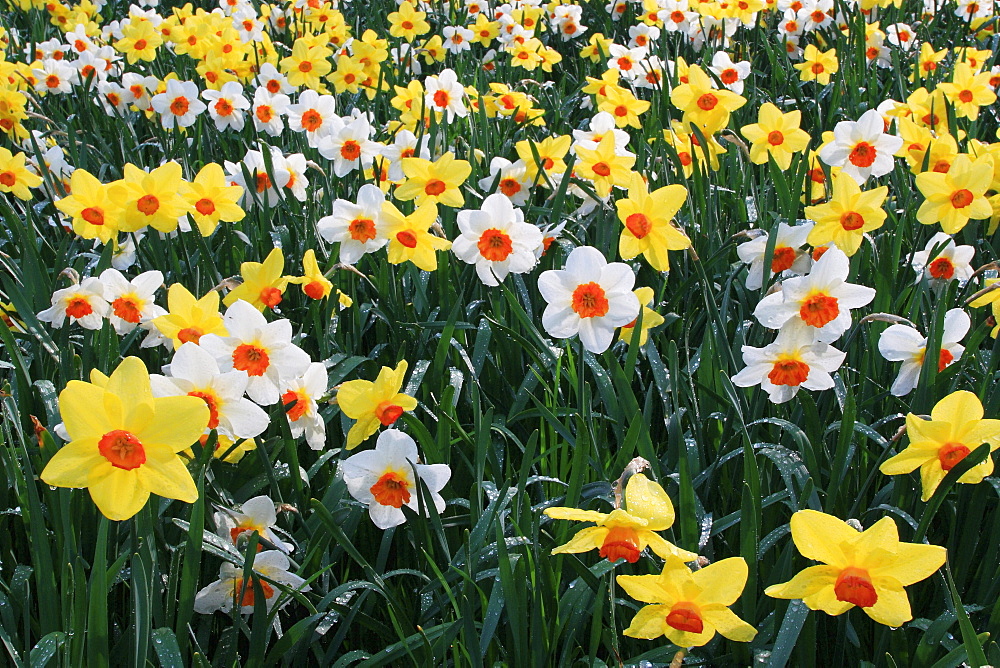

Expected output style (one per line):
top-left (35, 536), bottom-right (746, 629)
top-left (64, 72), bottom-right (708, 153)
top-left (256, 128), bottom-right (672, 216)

top-left (881, 390), bottom-right (1000, 500)
top-left (765, 510), bottom-right (947, 626)
top-left (736, 222), bottom-right (813, 290)
top-left (150, 79), bottom-right (206, 130)
top-left (112, 162), bottom-right (192, 234)
top-left (878, 309), bottom-right (969, 397)
top-left (619, 287), bottom-right (665, 346)
top-left (281, 362), bottom-right (328, 450)
top-left (194, 551), bottom-right (309, 614)
top-left (54, 168), bottom-right (121, 244)
top-left (574, 133), bottom-right (636, 199)
top-left (184, 162), bottom-right (246, 237)
top-left (341, 429), bottom-right (451, 529)
top-left (382, 201), bottom-right (452, 271)
top-left (617, 556), bottom-right (757, 646)
top-left (915, 153), bottom-right (993, 234)
top-left (910, 232), bottom-right (974, 284)
top-left (818, 109), bottom-right (902, 184)
top-left (214, 495), bottom-right (293, 554)
top-left (99, 268), bottom-right (166, 335)
top-left (740, 102), bottom-right (812, 170)
top-left (279, 39), bottom-right (332, 91)
top-left (38, 277), bottom-right (110, 330)
top-left (149, 283), bottom-right (228, 350)
top-left (223, 248), bottom-right (291, 311)
top-left (293, 249), bottom-right (333, 300)
top-left (40, 357), bottom-right (208, 521)
top-left (452, 193), bottom-right (543, 286)
top-left (794, 45), bottom-right (838, 85)
top-left (937, 62), bottom-right (997, 121)
top-left (544, 473), bottom-right (697, 563)
top-left (395, 152), bottom-right (471, 208)
top-left (337, 360), bottom-right (418, 450)
top-left (318, 184), bottom-right (390, 264)
top-left (669, 65), bottom-right (746, 135)
top-left (0, 147), bottom-right (42, 200)
top-left (538, 245), bottom-right (640, 353)
top-left (615, 173), bottom-right (690, 272)
top-left (804, 174), bottom-right (888, 256)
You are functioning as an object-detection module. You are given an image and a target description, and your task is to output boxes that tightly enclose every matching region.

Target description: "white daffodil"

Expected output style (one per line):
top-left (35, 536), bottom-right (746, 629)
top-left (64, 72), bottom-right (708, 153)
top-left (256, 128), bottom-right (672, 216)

top-left (878, 308), bottom-right (969, 396)
top-left (911, 232), bottom-right (975, 285)
top-left (38, 277), bottom-right (110, 330)
top-left (99, 268), bottom-right (167, 335)
top-left (317, 183), bottom-right (390, 264)
top-left (193, 551), bottom-right (308, 615)
top-left (281, 362), bottom-right (329, 450)
top-left (452, 193), bottom-right (543, 286)
top-left (736, 222), bottom-right (814, 290)
top-left (818, 109), bottom-right (903, 184)
top-left (214, 495), bottom-right (293, 554)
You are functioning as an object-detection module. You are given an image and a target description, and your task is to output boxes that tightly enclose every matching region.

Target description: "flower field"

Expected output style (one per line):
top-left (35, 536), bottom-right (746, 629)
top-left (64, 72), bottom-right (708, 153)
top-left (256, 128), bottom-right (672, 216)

top-left (0, 0), bottom-right (998, 662)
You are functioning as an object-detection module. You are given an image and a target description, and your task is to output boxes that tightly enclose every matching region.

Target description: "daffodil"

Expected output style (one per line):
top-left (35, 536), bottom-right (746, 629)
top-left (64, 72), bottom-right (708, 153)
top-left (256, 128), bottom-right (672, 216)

top-left (294, 249), bottom-right (333, 300)
top-left (54, 168), bottom-right (121, 243)
top-left (619, 287), bottom-right (665, 346)
top-left (617, 556), bottom-right (757, 647)
top-left (39, 357), bottom-right (208, 521)
top-left (150, 283), bottom-right (228, 350)
top-left (765, 510), bottom-right (947, 626)
top-left (184, 162), bottom-right (245, 237)
top-left (615, 173), bottom-right (690, 271)
top-left (740, 102), bottom-right (812, 170)
top-left (395, 152), bottom-right (471, 208)
top-left (382, 200), bottom-right (452, 271)
top-left (544, 473), bottom-right (696, 563)
top-left (223, 248), bottom-right (291, 311)
top-left (0, 147), bottom-right (41, 200)
top-left (279, 38), bottom-right (332, 91)
top-left (937, 61), bottom-right (997, 121)
top-left (111, 162), bottom-right (192, 234)
top-left (669, 65), bottom-right (746, 135)
top-left (337, 360), bottom-right (418, 450)
top-left (804, 174), bottom-right (888, 256)
top-left (794, 45), bottom-right (838, 85)
top-left (574, 133), bottom-right (635, 199)
top-left (881, 390), bottom-right (1000, 500)
top-left (915, 153), bottom-right (994, 234)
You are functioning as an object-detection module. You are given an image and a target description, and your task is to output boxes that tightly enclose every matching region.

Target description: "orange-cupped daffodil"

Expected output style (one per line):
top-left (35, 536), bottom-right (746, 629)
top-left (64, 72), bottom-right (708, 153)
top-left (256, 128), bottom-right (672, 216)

top-left (223, 247), bottom-right (291, 311)
top-left (337, 360), bottom-right (418, 450)
top-left (615, 173), bottom-right (690, 272)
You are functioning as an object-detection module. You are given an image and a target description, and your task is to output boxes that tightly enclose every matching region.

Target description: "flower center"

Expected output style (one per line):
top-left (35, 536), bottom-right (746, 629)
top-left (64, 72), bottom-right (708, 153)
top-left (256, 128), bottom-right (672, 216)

top-left (301, 109), bottom-right (323, 131)
top-left (811, 62), bottom-right (825, 74)
top-left (112, 296), bottom-right (143, 323)
top-left (696, 92), bottom-right (718, 111)
top-left (370, 471), bottom-right (411, 507)
top-left (256, 105), bottom-right (274, 122)
top-left (499, 178), bottom-right (521, 197)
top-left (767, 130), bottom-right (784, 146)
top-left (266, 80), bottom-right (280, 93)
top-left (424, 179), bottom-right (447, 196)
top-left (625, 212), bottom-right (652, 239)
top-left (768, 355), bottom-right (809, 386)
top-left (134, 39), bottom-right (148, 51)
top-left (298, 60), bottom-right (313, 73)
top-left (935, 347), bottom-right (954, 371)
top-left (958, 89), bottom-right (973, 103)
top-left (304, 281), bottom-right (326, 299)
top-left (349, 217), bottom-right (377, 242)
top-left (598, 525), bottom-right (640, 562)
top-left (721, 68), bottom-right (738, 84)
top-left (432, 89), bottom-right (450, 108)
top-left (232, 343), bottom-right (270, 376)
top-left (928, 256), bottom-right (954, 279)
top-left (195, 198), bottom-right (216, 215)
top-left (571, 282), bottom-right (610, 318)
top-left (592, 162), bottom-right (612, 177)
top-left (255, 173), bottom-right (272, 193)
top-left (840, 211), bottom-right (865, 231)
top-left (799, 292), bottom-right (839, 327)
top-left (950, 189), bottom-right (974, 209)
top-left (232, 577), bottom-right (274, 606)
top-left (215, 99), bottom-right (233, 116)
top-left (282, 389), bottom-right (309, 421)
top-left (81, 206), bottom-right (105, 225)
top-left (65, 296), bottom-right (93, 319)
top-left (259, 287), bottom-right (282, 308)
top-left (938, 441), bottom-right (971, 470)
top-left (177, 326), bottom-right (204, 344)
top-left (477, 228), bottom-right (514, 261)
top-left (834, 567), bottom-right (877, 607)
top-left (666, 602), bottom-right (704, 633)
top-left (848, 141), bottom-right (877, 168)
top-left (375, 401), bottom-right (405, 426)
top-left (98, 429), bottom-right (146, 470)
top-left (396, 230), bottom-right (418, 248)
top-left (340, 140), bottom-right (361, 161)
top-left (169, 96), bottom-right (189, 116)
top-left (188, 390), bottom-right (221, 429)
top-left (771, 246), bottom-right (796, 272)
top-left (136, 194), bottom-right (160, 216)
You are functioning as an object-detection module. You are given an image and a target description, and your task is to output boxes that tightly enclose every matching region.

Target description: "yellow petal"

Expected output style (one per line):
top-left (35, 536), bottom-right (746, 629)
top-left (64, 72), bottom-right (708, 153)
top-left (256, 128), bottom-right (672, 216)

top-left (693, 557), bottom-right (748, 606)
top-left (851, 516), bottom-right (899, 567)
top-left (40, 439), bottom-right (105, 488)
top-left (550, 526), bottom-right (607, 554)
top-left (930, 390), bottom-right (983, 424)
top-left (642, 531), bottom-right (698, 562)
top-left (89, 470), bottom-right (149, 521)
top-left (701, 604), bottom-right (757, 642)
top-left (337, 380), bottom-right (375, 418)
top-left (622, 604), bottom-right (670, 639)
top-left (765, 564), bottom-right (840, 600)
top-left (543, 507), bottom-right (608, 523)
top-left (139, 396), bottom-right (210, 452)
top-left (790, 510), bottom-right (857, 567)
top-left (870, 543), bottom-right (946, 586)
top-left (346, 414), bottom-right (380, 450)
top-left (866, 576), bottom-right (913, 626)
top-left (624, 474), bottom-right (675, 530)
top-left (136, 454), bottom-right (198, 503)
top-left (617, 572), bottom-right (676, 605)
top-left (59, 380), bottom-right (114, 441)
top-left (880, 446), bottom-right (934, 475)
top-left (105, 356), bottom-right (153, 407)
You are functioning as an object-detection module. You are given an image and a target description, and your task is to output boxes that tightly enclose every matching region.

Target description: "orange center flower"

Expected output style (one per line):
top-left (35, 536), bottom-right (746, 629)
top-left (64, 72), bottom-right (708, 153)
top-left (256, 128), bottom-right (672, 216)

top-left (625, 212), bottom-right (652, 238)
top-left (232, 343), bottom-right (270, 376)
top-left (767, 130), bottom-right (784, 146)
top-left (65, 296), bottom-right (93, 319)
top-left (188, 390), bottom-right (221, 429)
top-left (477, 228), bottom-right (514, 261)
top-left (950, 189), bottom-right (974, 209)
top-left (666, 602), bottom-right (704, 633)
top-left (370, 471), bottom-right (411, 507)
top-left (396, 230), bottom-right (418, 248)
top-left (303, 281), bottom-right (326, 299)
top-left (340, 140), bottom-right (361, 161)
top-left (136, 194), bottom-right (160, 216)
top-left (799, 292), bottom-right (839, 327)
top-left (848, 141), bottom-right (876, 168)
top-left (298, 60), bottom-right (313, 73)
top-left (928, 256), bottom-right (954, 279)
top-left (282, 389), bottom-right (309, 421)
top-left (720, 68), bottom-right (738, 84)
top-left (598, 525), bottom-right (641, 562)
top-left (98, 429), bottom-right (146, 470)
top-left (232, 577), bottom-right (274, 606)
top-left (433, 90), bottom-right (450, 108)
top-left (256, 105), bottom-right (274, 122)
top-left (301, 109), bottom-right (323, 131)
top-left (259, 287), bottom-right (282, 308)
top-left (592, 162), bottom-right (612, 177)
top-left (177, 326), bottom-right (203, 344)
top-left (768, 356), bottom-right (809, 386)
top-left (375, 401), bottom-right (404, 426)
top-left (195, 198), bottom-right (216, 215)
top-left (811, 62), bottom-right (825, 74)
top-left (112, 296), bottom-right (142, 323)
top-left (571, 282), bottom-right (610, 318)
top-left (81, 206), bottom-right (105, 225)
top-left (349, 217), bottom-right (377, 242)
top-left (938, 441), bottom-right (970, 470)
top-left (696, 93), bottom-right (718, 111)
top-left (170, 96), bottom-right (190, 116)
top-left (958, 89), bottom-right (973, 103)
top-left (840, 211), bottom-right (865, 231)
top-left (215, 99), bottom-right (233, 116)
top-left (424, 179), bottom-right (447, 196)
top-left (834, 567), bottom-right (877, 607)
top-left (499, 178), bottom-right (521, 197)
top-left (134, 39), bottom-right (148, 51)
top-left (771, 246), bottom-right (796, 272)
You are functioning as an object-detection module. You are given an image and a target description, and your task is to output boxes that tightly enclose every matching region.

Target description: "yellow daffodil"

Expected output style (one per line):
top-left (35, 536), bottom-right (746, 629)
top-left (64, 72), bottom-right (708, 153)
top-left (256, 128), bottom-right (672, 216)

top-left (515, 134), bottom-right (572, 182)
top-left (765, 510), bottom-right (947, 626)
top-left (970, 278), bottom-right (1000, 337)
top-left (804, 174), bottom-right (888, 256)
top-left (544, 473), bottom-right (697, 564)
top-left (395, 152), bottom-right (471, 208)
top-left (111, 162), bottom-right (191, 234)
top-left (387, 1), bottom-right (430, 42)
top-left (794, 45), bottom-right (839, 85)
top-left (938, 62), bottom-right (997, 121)
top-left (294, 249), bottom-right (333, 300)
top-left (670, 65), bottom-right (746, 135)
top-left (616, 173), bottom-right (690, 271)
top-left (54, 168), bottom-right (121, 243)
top-left (0, 147), bottom-right (41, 200)
top-left (115, 20), bottom-right (162, 64)
top-left (223, 247), bottom-right (291, 311)
top-left (40, 357), bottom-right (207, 521)
top-left (619, 287), bottom-right (665, 347)
top-left (881, 390), bottom-right (1000, 501)
top-left (382, 200), bottom-right (452, 271)
top-left (574, 134), bottom-right (635, 199)
top-left (740, 102), bottom-right (812, 170)
top-left (280, 38), bottom-right (332, 92)
top-left (337, 360), bottom-right (418, 450)
top-left (617, 556), bottom-right (757, 647)
top-left (597, 86), bottom-right (650, 130)
top-left (915, 153), bottom-right (994, 233)
top-left (913, 43), bottom-right (946, 81)
top-left (184, 162), bottom-right (245, 237)
top-left (152, 283), bottom-right (228, 350)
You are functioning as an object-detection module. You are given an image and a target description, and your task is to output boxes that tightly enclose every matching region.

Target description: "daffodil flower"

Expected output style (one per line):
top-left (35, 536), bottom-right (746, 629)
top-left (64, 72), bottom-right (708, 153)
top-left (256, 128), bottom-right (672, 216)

top-left (337, 360), bottom-right (418, 450)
